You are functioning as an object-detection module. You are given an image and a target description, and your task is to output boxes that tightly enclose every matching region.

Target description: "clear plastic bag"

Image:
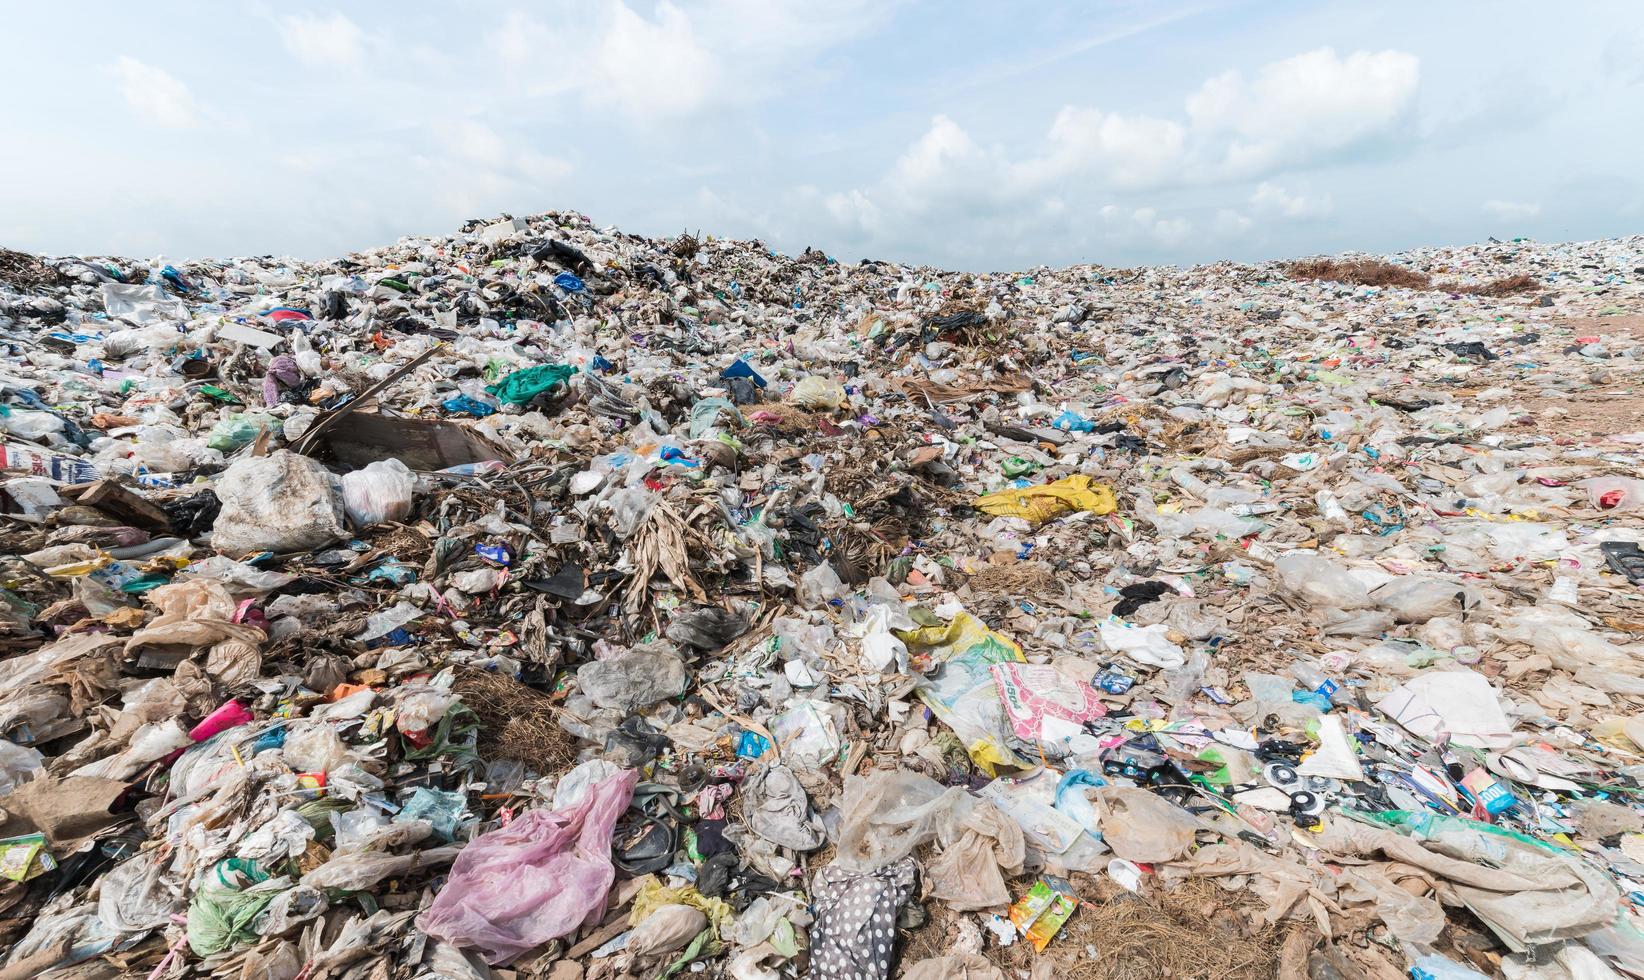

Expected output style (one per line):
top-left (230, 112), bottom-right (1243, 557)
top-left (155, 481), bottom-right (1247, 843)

top-left (281, 722), bottom-right (350, 773)
top-left (789, 376), bottom-right (847, 410)
top-left (205, 413), bottom-right (276, 452)
top-left (607, 486), bottom-right (657, 539)
top-left (1092, 786), bottom-right (1200, 862)
top-left (1273, 550), bottom-right (1371, 610)
top-left (300, 845), bottom-right (460, 892)
top-left (0, 409), bottom-right (67, 441)
top-left (1577, 476), bottom-right (1644, 512)
top-left (1499, 605), bottom-right (1635, 672)
top-left (834, 769), bottom-right (971, 871)
top-left (797, 562), bottom-right (844, 608)
top-left (97, 853), bottom-right (182, 934)
top-left (1371, 578), bottom-right (1479, 624)
top-left (322, 805), bottom-right (388, 846)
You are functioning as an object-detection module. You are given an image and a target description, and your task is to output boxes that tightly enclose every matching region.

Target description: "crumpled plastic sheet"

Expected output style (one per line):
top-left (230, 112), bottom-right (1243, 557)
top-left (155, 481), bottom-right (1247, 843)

top-left (833, 768), bottom-right (1022, 911)
top-left (1313, 812), bottom-right (1621, 952)
top-left (96, 853), bottom-right (183, 935)
top-left (1092, 785), bottom-right (1201, 863)
top-left (187, 870), bottom-right (288, 956)
top-left (900, 613), bottom-right (1026, 774)
top-left (209, 450), bottom-right (349, 556)
top-left (417, 768), bottom-right (638, 964)
top-left (627, 904), bottom-right (709, 957)
top-left (741, 763), bottom-right (825, 851)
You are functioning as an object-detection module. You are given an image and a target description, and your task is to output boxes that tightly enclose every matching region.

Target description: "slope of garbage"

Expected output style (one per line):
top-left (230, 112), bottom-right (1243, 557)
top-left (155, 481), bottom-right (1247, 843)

top-left (0, 214), bottom-right (1642, 980)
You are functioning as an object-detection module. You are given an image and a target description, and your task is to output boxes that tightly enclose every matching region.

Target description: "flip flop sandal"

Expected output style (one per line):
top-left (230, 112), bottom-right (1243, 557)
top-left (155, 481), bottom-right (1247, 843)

top-left (1602, 542), bottom-right (1644, 584)
top-left (613, 813), bottom-right (677, 875)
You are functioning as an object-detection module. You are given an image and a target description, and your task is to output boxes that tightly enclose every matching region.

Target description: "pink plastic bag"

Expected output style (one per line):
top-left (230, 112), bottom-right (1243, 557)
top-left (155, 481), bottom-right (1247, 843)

top-left (417, 768), bottom-right (638, 963)
top-left (189, 699), bottom-right (253, 741)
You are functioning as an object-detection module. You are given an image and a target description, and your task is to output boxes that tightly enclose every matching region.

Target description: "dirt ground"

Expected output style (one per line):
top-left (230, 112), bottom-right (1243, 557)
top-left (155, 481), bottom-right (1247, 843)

top-left (1564, 312), bottom-right (1644, 341)
top-left (1499, 312), bottom-right (1644, 441)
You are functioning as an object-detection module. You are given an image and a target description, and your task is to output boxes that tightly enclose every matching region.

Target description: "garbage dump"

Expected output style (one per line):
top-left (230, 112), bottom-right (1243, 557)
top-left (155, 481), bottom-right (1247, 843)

top-left (0, 218), bottom-right (1642, 979)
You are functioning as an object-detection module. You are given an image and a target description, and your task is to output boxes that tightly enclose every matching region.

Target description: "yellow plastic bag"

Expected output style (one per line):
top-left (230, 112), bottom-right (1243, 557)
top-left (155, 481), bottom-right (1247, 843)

top-left (974, 474), bottom-right (1116, 525)
top-left (629, 877), bottom-right (733, 936)
top-left (789, 376), bottom-right (848, 410)
top-left (898, 612), bottom-right (1025, 775)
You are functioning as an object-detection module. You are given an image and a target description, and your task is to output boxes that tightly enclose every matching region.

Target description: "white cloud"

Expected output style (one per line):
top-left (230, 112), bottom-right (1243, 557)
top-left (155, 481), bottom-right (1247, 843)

top-left (824, 189), bottom-right (882, 237)
top-left (488, 1), bottom-right (886, 121)
top-left (278, 11), bottom-right (368, 67)
top-left (439, 119), bottom-right (508, 167)
top-left (112, 56), bottom-right (197, 128)
top-left (1483, 199), bottom-right (1541, 220)
top-left (516, 151), bottom-right (574, 184)
top-left (798, 47), bottom-right (1411, 263)
top-left (1152, 215), bottom-right (1193, 246)
top-left (590, 2), bottom-right (719, 118)
top-left (1250, 181), bottom-right (1333, 219)
top-left (1096, 205), bottom-right (1191, 247)
top-left (1011, 107), bottom-right (1187, 190)
top-left (430, 118), bottom-right (572, 187)
top-left (889, 115), bottom-right (985, 192)
top-left (1214, 209), bottom-right (1253, 236)
top-left (1187, 48), bottom-right (1420, 174)
top-left (489, 10), bottom-right (552, 67)
top-left (823, 45), bottom-right (1418, 241)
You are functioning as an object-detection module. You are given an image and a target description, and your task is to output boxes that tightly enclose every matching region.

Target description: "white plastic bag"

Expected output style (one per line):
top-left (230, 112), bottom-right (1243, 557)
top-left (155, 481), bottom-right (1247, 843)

top-left (1098, 618), bottom-right (1185, 669)
top-left (101, 282), bottom-right (186, 323)
top-left (341, 459), bottom-right (416, 527)
top-left (797, 562), bottom-right (844, 609)
top-left (0, 740), bottom-right (43, 796)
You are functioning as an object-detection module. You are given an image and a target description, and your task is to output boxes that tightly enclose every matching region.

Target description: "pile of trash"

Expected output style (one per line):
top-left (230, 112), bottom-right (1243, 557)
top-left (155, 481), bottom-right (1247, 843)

top-left (0, 213), bottom-right (1642, 980)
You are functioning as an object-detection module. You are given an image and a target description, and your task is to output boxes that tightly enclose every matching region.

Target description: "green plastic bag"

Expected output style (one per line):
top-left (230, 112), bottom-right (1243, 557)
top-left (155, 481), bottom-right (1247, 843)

top-left (187, 859), bottom-right (280, 955)
top-left (206, 413), bottom-right (277, 452)
top-left (485, 364), bottom-right (575, 406)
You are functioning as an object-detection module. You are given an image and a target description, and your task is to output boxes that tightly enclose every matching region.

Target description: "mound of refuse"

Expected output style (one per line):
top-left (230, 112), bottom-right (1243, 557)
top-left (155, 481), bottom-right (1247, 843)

top-left (0, 211), bottom-right (1643, 979)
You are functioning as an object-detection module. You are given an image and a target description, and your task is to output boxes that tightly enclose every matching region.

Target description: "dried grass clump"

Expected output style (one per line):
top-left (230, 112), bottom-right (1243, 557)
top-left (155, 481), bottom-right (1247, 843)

top-left (0, 248), bottom-right (58, 291)
top-left (1052, 876), bottom-right (1283, 980)
top-left (747, 403), bottom-right (818, 437)
top-left (960, 562), bottom-right (1058, 596)
top-left (1433, 273), bottom-right (1538, 297)
top-left (1288, 258), bottom-right (1432, 289)
top-left (452, 668), bottom-right (577, 774)
top-left (1096, 402), bottom-right (1222, 453)
top-left (897, 875), bottom-right (1284, 980)
top-left (623, 498), bottom-right (709, 621)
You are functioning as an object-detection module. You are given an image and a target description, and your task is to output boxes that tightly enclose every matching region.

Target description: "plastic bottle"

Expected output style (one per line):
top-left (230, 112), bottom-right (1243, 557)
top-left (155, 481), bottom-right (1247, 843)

top-left (1314, 489), bottom-right (1350, 525)
top-left (1289, 660), bottom-right (1350, 708)
top-left (1169, 466), bottom-right (1211, 500)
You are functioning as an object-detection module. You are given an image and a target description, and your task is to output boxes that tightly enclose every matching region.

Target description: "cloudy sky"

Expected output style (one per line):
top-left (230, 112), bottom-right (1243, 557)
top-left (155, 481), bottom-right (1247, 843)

top-left (2, 0), bottom-right (1641, 270)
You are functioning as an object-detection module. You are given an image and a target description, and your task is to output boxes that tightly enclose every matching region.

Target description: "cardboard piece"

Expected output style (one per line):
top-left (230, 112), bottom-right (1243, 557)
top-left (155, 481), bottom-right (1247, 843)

top-left (66, 479), bottom-right (172, 530)
top-left (0, 775), bottom-right (130, 851)
top-left (299, 413), bottom-right (510, 472)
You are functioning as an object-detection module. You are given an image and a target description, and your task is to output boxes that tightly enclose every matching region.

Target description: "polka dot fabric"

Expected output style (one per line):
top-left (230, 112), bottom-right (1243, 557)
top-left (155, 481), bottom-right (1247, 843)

top-left (809, 857), bottom-right (917, 980)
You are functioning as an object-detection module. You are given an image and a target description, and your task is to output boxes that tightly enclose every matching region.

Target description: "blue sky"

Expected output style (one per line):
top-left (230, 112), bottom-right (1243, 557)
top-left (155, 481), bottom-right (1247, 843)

top-left (2, 0), bottom-right (1641, 270)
